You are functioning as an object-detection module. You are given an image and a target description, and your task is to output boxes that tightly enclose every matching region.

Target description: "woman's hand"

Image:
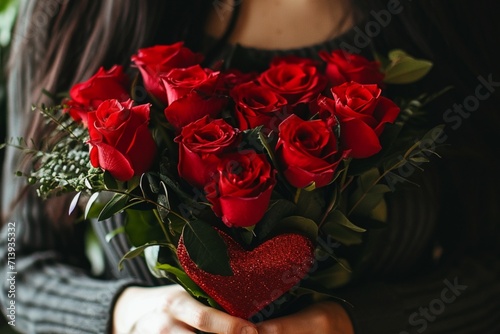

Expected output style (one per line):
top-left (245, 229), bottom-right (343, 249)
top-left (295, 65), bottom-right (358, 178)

top-left (112, 284), bottom-right (258, 334)
top-left (256, 301), bottom-right (355, 334)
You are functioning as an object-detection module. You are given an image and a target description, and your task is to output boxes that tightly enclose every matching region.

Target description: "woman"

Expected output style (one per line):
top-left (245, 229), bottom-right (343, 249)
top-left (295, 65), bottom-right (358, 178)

top-left (1, 0), bottom-right (499, 333)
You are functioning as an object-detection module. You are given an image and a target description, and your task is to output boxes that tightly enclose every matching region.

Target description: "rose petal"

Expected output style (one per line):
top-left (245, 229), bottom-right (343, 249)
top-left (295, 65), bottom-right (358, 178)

top-left (340, 118), bottom-right (382, 159)
top-left (89, 141), bottom-right (134, 181)
top-left (164, 91), bottom-right (227, 130)
top-left (217, 181), bottom-right (275, 227)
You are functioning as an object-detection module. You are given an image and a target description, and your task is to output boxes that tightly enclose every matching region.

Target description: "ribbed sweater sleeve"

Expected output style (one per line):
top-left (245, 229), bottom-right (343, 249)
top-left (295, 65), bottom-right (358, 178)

top-left (337, 161), bottom-right (500, 334)
top-left (0, 189), bottom-right (142, 334)
top-left (340, 257), bottom-right (500, 334)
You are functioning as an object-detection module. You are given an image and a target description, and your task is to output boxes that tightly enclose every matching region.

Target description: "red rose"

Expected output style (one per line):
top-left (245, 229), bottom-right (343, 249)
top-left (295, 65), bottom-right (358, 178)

top-left (258, 60), bottom-right (327, 106)
top-left (161, 65), bottom-right (221, 104)
top-left (319, 50), bottom-right (384, 86)
top-left (276, 114), bottom-right (347, 189)
top-left (131, 43), bottom-right (204, 104)
top-left (87, 99), bottom-right (157, 181)
top-left (205, 151), bottom-right (276, 228)
top-left (162, 92), bottom-right (228, 131)
top-left (220, 69), bottom-right (258, 90)
top-left (174, 116), bottom-right (240, 188)
top-left (161, 65), bottom-right (228, 130)
top-left (230, 81), bottom-right (288, 131)
top-left (65, 66), bottom-right (129, 124)
top-left (322, 82), bottom-right (400, 158)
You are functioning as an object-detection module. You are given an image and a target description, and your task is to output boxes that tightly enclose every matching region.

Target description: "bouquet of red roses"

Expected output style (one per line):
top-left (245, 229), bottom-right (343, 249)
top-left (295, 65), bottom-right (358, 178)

top-left (11, 42), bottom-right (436, 320)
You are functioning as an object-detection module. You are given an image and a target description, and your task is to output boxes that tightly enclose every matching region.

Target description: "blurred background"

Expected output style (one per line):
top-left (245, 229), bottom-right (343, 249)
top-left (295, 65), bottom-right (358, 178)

top-left (1, 1), bottom-right (21, 332)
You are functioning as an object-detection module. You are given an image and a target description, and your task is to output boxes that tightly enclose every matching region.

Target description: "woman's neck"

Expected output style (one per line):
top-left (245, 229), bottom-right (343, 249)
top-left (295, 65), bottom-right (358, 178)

top-left (205, 0), bottom-right (355, 50)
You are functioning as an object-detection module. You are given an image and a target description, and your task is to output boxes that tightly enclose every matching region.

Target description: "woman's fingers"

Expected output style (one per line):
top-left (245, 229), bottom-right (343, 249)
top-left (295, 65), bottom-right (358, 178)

top-left (256, 302), bottom-right (354, 334)
top-left (130, 309), bottom-right (195, 334)
top-left (166, 291), bottom-right (257, 334)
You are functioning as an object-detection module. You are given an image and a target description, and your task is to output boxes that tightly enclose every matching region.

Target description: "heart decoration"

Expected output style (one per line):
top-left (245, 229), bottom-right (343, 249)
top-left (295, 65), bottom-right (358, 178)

top-left (178, 230), bottom-right (315, 319)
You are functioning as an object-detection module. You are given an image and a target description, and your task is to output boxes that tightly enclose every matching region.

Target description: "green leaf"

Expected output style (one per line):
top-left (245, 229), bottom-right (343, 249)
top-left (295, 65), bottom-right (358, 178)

top-left (321, 223), bottom-right (363, 246)
top-left (84, 192), bottom-right (100, 219)
top-left (303, 182), bottom-right (316, 192)
top-left (278, 216), bottom-right (318, 241)
top-left (409, 156), bottom-right (430, 164)
top-left (295, 188), bottom-right (326, 222)
top-left (105, 226), bottom-right (125, 242)
top-left (241, 127), bottom-right (282, 178)
top-left (383, 49), bottom-right (433, 84)
top-left (350, 184), bottom-right (391, 217)
top-left (156, 181), bottom-right (171, 222)
top-left (141, 173), bottom-right (160, 195)
top-left (255, 199), bottom-right (296, 240)
top-left (182, 221), bottom-right (233, 276)
top-left (127, 175), bottom-right (141, 192)
top-left (168, 213), bottom-right (187, 235)
top-left (327, 210), bottom-right (366, 233)
top-left (103, 171), bottom-right (119, 190)
top-left (124, 209), bottom-right (166, 246)
top-left (157, 173), bottom-right (200, 207)
top-left (320, 211), bottom-right (365, 246)
top-left (239, 227), bottom-right (255, 245)
top-left (367, 197), bottom-right (388, 224)
top-left (258, 130), bottom-right (280, 169)
top-left (308, 259), bottom-right (352, 289)
top-left (98, 193), bottom-right (129, 221)
top-left (156, 263), bottom-right (213, 300)
top-left (357, 168), bottom-right (380, 193)
top-left (118, 242), bottom-right (169, 270)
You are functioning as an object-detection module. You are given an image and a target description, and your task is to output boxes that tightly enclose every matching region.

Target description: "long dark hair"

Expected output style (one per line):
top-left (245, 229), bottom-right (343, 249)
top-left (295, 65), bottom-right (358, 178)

top-left (2, 0), bottom-right (210, 224)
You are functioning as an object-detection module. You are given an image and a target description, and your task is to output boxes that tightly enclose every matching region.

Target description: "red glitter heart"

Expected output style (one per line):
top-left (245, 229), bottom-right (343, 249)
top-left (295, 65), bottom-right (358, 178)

top-left (178, 230), bottom-right (315, 319)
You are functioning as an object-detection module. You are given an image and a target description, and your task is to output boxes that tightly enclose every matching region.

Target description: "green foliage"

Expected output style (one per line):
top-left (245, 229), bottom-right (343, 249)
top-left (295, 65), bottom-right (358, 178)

top-left (118, 242), bottom-right (171, 270)
top-left (382, 49), bottom-right (433, 84)
top-left (98, 193), bottom-right (129, 221)
top-left (181, 220), bottom-right (233, 276)
top-left (320, 210), bottom-right (365, 246)
top-left (124, 209), bottom-right (166, 247)
top-left (254, 199), bottom-right (296, 240)
top-left (7, 105), bottom-right (101, 199)
top-left (308, 259), bottom-right (352, 289)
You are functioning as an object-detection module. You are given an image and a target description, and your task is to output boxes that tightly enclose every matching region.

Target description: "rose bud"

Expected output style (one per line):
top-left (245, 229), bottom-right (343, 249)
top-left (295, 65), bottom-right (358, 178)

top-left (276, 114), bottom-right (348, 189)
top-left (327, 82), bottom-right (400, 159)
top-left (65, 65), bottom-right (129, 124)
top-left (319, 49), bottom-right (384, 86)
top-left (131, 42), bottom-right (204, 104)
top-left (205, 151), bottom-right (276, 228)
top-left (174, 116), bottom-right (240, 188)
top-left (258, 59), bottom-right (327, 107)
top-left (87, 99), bottom-right (157, 181)
top-left (162, 65), bottom-right (228, 130)
top-left (230, 81), bottom-right (288, 131)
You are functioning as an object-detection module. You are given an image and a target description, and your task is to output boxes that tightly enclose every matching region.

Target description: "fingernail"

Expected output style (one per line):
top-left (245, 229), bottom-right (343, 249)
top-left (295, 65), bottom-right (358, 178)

top-left (241, 326), bottom-right (258, 334)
